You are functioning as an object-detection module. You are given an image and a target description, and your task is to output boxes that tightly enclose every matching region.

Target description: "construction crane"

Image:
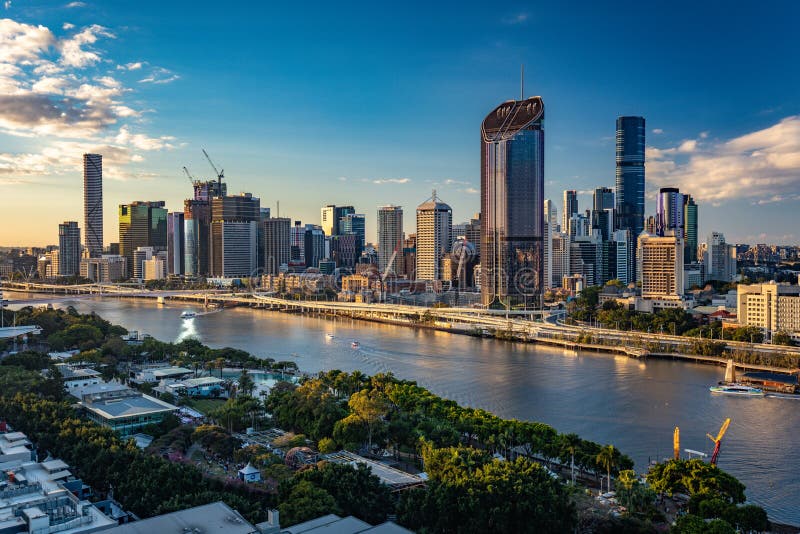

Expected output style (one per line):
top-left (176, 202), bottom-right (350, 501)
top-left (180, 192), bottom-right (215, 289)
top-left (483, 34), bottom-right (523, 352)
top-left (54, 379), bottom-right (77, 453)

top-left (707, 418), bottom-right (731, 466)
top-left (673, 427), bottom-right (680, 460)
top-left (202, 148), bottom-right (224, 191)
top-left (182, 166), bottom-right (198, 187)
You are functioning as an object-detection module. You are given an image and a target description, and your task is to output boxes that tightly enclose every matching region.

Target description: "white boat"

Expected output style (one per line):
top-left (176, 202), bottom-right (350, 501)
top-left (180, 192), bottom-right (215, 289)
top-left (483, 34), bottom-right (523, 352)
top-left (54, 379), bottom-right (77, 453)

top-left (180, 311), bottom-right (197, 319)
top-left (709, 384), bottom-right (764, 396)
top-left (326, 333), bottom-right (335, 339)
top-left (351, 341), bottom-right (360, 349)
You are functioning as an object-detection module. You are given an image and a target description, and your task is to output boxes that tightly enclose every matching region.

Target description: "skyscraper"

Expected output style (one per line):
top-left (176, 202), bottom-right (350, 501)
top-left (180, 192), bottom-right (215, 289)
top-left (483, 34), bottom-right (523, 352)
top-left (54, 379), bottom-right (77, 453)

top-left (544, 199), bottom-right (558, 233)
top-left (58, 221), bottom-right (81, 277)
top-left (340, 213), bottom-right (366, 256)
top-left (263, 217), bottom-right (290, 275)
top-left (593, 187), bottom-right (615, 212)
top-left (655, 187), bottom-right (685, 237)
top-left (209, 193), bottom-right (260, 277)
top-left (377, 205), bottom-right (403, 274)
top-left (637, 232), bottom-right (684, 300)
top-left (562, 190), bottom-right (578, 233)
top-left (83, 154), bottom-right (103, 257)
top-left (683, 195), bottom-right (698, 263)
top-left (705, 232), bottom-right (736, 282)
top-left (119, 201), bottom-right (167, 278)
top-left (320, 205), bottom-right (355, 237)
top-left (481, 96), bottom-right (545, 308)
top-left (615, 116), bottom-right (646, 238)
top-left (416, 192), bottom-right (452, 281)
top-left (167, 212), bottom-right (185, 276)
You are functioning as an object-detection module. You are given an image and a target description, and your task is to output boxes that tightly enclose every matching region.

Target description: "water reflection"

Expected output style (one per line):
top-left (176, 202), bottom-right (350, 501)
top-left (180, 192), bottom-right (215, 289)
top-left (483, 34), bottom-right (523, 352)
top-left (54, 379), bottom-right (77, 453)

top-left (6, 293), bottom-right (800, 525)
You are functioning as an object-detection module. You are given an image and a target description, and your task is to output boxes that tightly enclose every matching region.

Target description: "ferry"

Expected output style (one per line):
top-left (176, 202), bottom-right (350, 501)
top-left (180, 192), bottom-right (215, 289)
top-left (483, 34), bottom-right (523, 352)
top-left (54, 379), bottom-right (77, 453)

top-left (351, 341), bottom-right (360, 349)
top-left (180, 311), bottom-right (197, 319)
top-left (709, 384), bottom-right (765, 396)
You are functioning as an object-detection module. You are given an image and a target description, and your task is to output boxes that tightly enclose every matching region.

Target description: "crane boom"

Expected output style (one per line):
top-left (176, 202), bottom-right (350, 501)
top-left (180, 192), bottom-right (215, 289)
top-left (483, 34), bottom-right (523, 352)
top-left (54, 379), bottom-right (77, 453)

top-left (707, 418), bottom-right (731, 466)
top-left (202, 148), bottom-right (224, 190)
top-left (182, 166), bottom-right (196, 186)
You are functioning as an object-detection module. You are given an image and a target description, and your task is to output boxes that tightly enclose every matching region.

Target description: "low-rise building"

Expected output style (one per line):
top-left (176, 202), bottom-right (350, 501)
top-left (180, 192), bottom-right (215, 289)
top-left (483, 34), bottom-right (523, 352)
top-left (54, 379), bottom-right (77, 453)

top-left (77, 387), bottom-right (178, 437)
top-left (57, 364), bottom-right (102, 393)
top-left (164, 376), bottom-right (224, 398)
top-left (737, 282), bottom-right (800, 342)
top-left (131, 366), bottom-right (193, 384)
top-left (101, 502), bottom-right (261, 534)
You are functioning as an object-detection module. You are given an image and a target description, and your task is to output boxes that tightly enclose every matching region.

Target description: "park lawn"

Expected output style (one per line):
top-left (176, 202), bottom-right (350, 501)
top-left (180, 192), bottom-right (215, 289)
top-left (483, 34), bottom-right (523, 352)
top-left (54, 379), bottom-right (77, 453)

top-left (184, 398), bottom-right (227, 415)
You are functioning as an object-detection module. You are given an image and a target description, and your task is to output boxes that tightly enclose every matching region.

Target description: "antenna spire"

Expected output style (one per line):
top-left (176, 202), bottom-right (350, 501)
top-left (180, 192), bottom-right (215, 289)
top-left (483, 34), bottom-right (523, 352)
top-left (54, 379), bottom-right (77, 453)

top-left (520, 64), bottom-right (524, 100)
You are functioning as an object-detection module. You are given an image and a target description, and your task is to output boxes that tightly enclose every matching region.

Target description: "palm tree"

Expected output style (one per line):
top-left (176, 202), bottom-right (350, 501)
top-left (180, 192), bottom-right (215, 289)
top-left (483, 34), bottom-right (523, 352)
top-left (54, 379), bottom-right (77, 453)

top-left (595, 444), bottom-right (617, 494)
top-left (560, 433), bottom-right (582, 485)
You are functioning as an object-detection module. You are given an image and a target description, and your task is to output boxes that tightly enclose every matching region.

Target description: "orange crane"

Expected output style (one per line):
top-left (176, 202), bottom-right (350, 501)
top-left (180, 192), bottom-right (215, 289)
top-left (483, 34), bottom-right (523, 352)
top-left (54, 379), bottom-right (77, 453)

top-left (707, 418), bottom-right (731, 466)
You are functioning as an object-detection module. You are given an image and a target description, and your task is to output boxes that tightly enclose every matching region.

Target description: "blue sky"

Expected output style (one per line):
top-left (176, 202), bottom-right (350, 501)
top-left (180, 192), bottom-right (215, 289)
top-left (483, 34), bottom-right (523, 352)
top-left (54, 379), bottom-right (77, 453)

top-left (1, 0), bottom-right (799, 246)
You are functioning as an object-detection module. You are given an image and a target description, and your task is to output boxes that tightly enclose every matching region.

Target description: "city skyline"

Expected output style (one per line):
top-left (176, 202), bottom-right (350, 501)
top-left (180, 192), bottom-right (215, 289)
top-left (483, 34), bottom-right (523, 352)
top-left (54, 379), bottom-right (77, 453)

top-left (1, 2), bottom-right (800, 246)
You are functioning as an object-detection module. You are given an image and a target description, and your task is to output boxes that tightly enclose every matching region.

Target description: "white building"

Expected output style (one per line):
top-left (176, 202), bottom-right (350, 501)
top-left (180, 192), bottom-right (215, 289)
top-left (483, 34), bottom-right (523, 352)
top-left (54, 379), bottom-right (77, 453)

top-left (415, 192), bottom-right (452, 281)
top-left (705, 232), bottom-right (737, 282)
top-left (377, 205), bottom-right (403, 274)
top-left (737, 282), bottom-right (800, 342)
top-left (637, 232), bottom-right (684, 299)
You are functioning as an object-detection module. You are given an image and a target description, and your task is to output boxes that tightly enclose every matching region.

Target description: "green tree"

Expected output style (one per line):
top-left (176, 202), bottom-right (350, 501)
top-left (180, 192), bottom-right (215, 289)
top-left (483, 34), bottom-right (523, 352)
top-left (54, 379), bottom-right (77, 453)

top-left (347, 390), bottom-right (388, 451)
top-left (237, 369), bottom-right (255, 398)
top-left (277, 480), bottom-right (340, 526)
top-left (595, 444), bottom-right (617, 492)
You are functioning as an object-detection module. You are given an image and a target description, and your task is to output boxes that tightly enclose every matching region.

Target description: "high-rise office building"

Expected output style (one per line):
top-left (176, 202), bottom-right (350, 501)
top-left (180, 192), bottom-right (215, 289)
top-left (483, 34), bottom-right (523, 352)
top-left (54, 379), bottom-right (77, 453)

top-left (612, 229), bottom-right (632, 285)
top-left (167, 212), bottom-right (184, 276)
top-left (416, 192), bottom-right (452, 281)
top-left (119, 201), bottom-right (167, 278)
top-left (615, 116), bottom-right (646, 239)
top-left (320, 205), bottom-right (355, 237)
top-left (340, 213), bottom-right (366, 256)
top-left (183, 199), bottom-right (210, 276)
top-left (551, 232), bottom-right (570, 288)
top-left (569, 235), bottom-right (602, 287)
top-left (263, 217), bottom-right (290, 275)
top-left (304, 225), bottom-right (326, 270)
top-left (683, 195), bottom-right (698, 263)
top-left (58, 221), bottom-right (81, 277)
top-left (705, 232), bottom-right (737, 282)
top-left (655, 187), bottom-right (685, 237)
top-left (544, 199), bottom-right (558, 233)
top-left (290, 221), bottom-right (306, 268)
top-left (593, 187), bottom-right (615, 212)
top-left (83, 154), bottom-right (103, 257)
top-left (637, 232), bottom-right (684, 299)
top-left (209, 193), bottom-right (260, 277)
top-left (562, 190), bottom-right (578, 234)
top-left (377, 205), bottom-right (403, 274)
top-left (481, 96), bottom-right (545, 307)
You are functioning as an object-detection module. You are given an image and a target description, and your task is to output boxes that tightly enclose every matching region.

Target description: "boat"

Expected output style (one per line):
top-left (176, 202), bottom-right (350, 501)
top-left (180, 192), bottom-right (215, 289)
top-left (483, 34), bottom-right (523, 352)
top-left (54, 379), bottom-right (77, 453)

top-left (180, 311), bottom-right (197, 319)
top-left (325, 333), bottom-right (335, 340)
top-left (709, 384), bottom-right (765, 396)
top-left (351, 341), bottom-right (360, 349)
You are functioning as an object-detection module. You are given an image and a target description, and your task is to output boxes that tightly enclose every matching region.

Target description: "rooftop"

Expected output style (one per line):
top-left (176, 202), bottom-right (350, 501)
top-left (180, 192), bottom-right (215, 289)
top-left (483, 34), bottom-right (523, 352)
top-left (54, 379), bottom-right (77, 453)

top-left (282, 514), bottom-right (412, 534)
top-left (151, 366), bottom-right (193, 378)
top-left (322, 451), bottom-right (424, 489)
top-left (81, 392), bottom-right (177, 420)
top-left (102, 501), bottom-right (258, 534)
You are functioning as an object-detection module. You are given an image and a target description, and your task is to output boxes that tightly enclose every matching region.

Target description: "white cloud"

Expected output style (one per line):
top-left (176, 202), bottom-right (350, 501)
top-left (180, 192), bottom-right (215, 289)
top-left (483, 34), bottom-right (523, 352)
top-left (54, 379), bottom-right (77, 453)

top-left (463, 187), bottom-right (479, 194)
top-left (0, 17), bottom-right (176, 182)
top-left (652, 128), bottom-right (664, 134)
top-left (442, 178), bottom-right (469, 186)
top-left (647, 116), bottom-right (800, 204)
top-left (139, 66), bottom-right (179, 84)
top-left (373, 178), bottom-right (410, 185)
top-left (59, 24), bottom-right (114, 67)
top-left (117, 61), bottom-right (142, 71)
top-left (62, 23), bottom-right (75, 30)
top-left (65, 1), bottom-right (86, 7)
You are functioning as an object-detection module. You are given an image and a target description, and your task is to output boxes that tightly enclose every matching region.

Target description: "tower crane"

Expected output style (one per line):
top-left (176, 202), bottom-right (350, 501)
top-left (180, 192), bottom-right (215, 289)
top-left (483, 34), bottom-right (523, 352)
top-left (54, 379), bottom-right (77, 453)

top-left (707, 418), bottom-right (731, 466)
top-left (202, 148), bottom-right (224, 191)
top-left (183, 166), bottom-right (197, 186)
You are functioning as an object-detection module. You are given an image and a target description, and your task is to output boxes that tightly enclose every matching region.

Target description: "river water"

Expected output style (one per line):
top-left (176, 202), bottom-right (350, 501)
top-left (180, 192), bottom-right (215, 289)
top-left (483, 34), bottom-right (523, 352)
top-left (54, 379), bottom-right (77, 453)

top-left (6, 295), bottom-right (799, 524)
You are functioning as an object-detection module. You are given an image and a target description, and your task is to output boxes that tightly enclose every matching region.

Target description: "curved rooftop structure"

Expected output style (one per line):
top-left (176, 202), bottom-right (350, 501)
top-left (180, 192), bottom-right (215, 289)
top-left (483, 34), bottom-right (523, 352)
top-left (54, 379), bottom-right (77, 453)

top-left (481, 96), bottom-right (544, 142)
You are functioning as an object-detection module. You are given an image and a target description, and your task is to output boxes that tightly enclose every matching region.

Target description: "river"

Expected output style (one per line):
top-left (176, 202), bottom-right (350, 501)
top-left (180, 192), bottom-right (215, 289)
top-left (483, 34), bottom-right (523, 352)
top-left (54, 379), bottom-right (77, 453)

top-left (6, 294), bottom-right (798, 525)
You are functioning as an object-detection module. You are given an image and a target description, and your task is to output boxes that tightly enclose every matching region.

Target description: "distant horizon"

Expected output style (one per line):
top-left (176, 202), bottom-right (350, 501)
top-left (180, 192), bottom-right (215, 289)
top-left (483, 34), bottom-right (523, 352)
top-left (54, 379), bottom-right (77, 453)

top-left (1, 2), bottom-right (799, 246)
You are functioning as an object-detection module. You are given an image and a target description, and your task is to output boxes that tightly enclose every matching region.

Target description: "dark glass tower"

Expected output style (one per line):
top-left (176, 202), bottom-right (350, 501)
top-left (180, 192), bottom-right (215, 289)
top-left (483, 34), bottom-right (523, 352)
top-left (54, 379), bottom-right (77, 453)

top-left (615, 116), bottom-right (645, 237)
top-left (481, 96), bottom-right (545, 308)
top-left (83, 154), bottom-right (103, 257)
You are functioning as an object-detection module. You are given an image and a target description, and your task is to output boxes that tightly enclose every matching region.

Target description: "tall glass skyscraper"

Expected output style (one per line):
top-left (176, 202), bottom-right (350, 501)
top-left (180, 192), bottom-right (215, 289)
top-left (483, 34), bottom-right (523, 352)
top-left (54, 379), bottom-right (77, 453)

top-left (615, 116), bottom-right (645, 238)
top-left (683, 195), bottom-right (698, 263)
top-left (119, 201), bottom-right (167, 278)
top-left (480, 96), bottom-right (545, 308)
top-left (83, 154), bottom-right (103, 257)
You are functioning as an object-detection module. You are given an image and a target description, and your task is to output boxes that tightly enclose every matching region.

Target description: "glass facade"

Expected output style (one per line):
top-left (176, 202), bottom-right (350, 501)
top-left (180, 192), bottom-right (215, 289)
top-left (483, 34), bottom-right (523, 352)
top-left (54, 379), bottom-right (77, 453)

top-left (481, 97), bottom-right (545, 308)
top-left (615, 116), bottom-right (646, 238)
